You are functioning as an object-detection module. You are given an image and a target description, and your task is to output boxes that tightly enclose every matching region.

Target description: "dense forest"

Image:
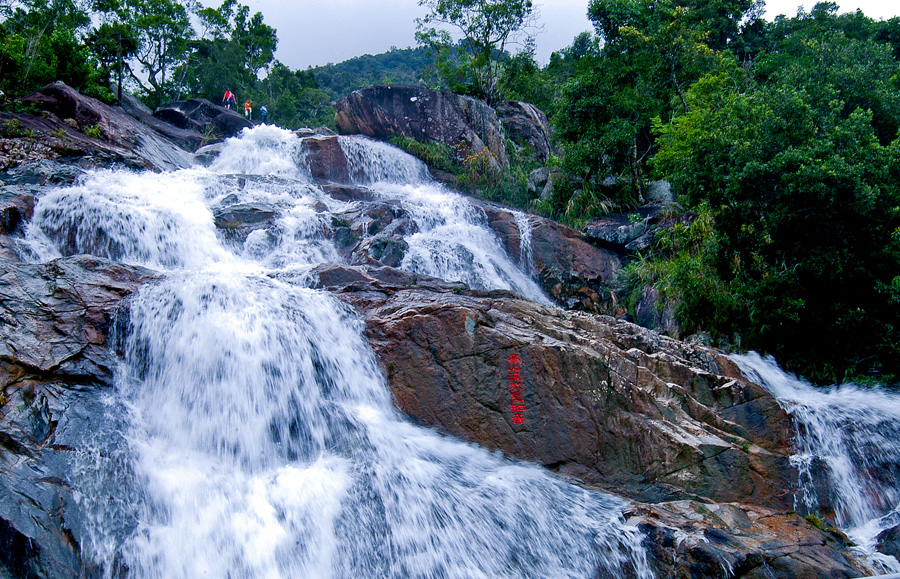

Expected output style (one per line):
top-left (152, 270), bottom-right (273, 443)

top-left (1, 0), bottom-right (899, 385)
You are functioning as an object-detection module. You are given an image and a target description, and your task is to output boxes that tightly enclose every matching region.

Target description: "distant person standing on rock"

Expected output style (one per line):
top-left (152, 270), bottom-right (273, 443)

top-left (222, 90), bottom-right (235, 110)
top-left (244, 99), bottom-right (252, 121)
top-left (260, 104), bottom-right (268, 124)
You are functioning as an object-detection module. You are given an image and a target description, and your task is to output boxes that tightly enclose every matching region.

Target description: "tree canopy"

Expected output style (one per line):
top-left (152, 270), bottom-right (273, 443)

top-left (416, 0), bottom-right (536, 104)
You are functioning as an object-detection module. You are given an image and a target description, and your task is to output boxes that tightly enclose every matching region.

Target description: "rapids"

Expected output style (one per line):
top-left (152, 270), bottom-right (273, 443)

top-left (735, 353), bottom-right (900, 574)
top-left (20, 126), bottom-right (650, 578)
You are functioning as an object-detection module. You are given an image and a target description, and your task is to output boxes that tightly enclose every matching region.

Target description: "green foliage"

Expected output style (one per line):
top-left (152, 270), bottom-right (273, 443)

top-left (805, 513), bottom-right (826, 531)
top-left (311, 47), bottom-right (438, 100)
top-left (497, 40), bottom-right (553, 112)
top-left (127, 0), bottom-right (194, 106)
top-left (0, 0), bottom-right (107, 99)
top-left (178, 0), bottom-right (277, 103)
top-left (86, 20), bottom-right (139, 101)
top-left (416, 0), bottom-right (536, 105)
top-left (1, 118), bottom-right (34, 137)
top-left (621, 205), bottom-right (747, 341)
top-left (459, 140), bottom-right (540, 209)
top-left (650, 23), bottom-right (900, 382)
top-left (388, 135), bottom-right (457, 173)
top-left (83, 123), bottom-right (103, 139)
top-left (552, 0), bottom-right (743, 217)
top-left (240, 61), bottom-right (333, 130)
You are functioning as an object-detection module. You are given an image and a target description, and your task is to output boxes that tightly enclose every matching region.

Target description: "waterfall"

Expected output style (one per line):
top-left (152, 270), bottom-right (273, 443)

top-left (735, 353), bottom-right (900, 572)
top-left (513, 210), bottom-right (536, 276)
top-left (23, 126), bottom-right (651, 578)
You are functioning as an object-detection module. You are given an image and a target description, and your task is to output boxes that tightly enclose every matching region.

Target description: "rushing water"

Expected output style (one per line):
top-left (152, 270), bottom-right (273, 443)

top-left (735, 353), bottom-right (900, 572)
top-left (22, 126), bottom-right (651, 578)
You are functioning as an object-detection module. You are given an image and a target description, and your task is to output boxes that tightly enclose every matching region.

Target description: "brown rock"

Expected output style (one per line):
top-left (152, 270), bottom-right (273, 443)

top-left (480, 202), bottom-right (622, 313)
top-left (303, 136), bottom-right (351, 183)
top-left (0, 193), bottom-right (34, 235)
top-left (627, 501), bottom-right (866, 579)
top-left (323, 264), bottom-right (795, 509)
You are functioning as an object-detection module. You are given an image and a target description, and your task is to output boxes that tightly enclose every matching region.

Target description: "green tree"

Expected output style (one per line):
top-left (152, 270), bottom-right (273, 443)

top-left (651, 35), bottom-right (900, 382)
top-left (176, 0), bottom-right (276, 104)
top-left (0, 0), bottom-right (107, 99)
top-left (87, 17), bottom-right (138, 102)
top-left (127, 0), bottom-right (193, 106)
top-left (497, 39), bottom-right (552, 111)
top-left (257, 61), bottom-right (332, 129)
top-left (416, 0), bottom-right (536, 105)
top-left (551, 0), bottom-right (736, 220)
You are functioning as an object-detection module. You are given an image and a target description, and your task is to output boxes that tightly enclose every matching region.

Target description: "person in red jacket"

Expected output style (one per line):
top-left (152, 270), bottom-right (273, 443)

top-left (222, 90), bottom-right (236, 110)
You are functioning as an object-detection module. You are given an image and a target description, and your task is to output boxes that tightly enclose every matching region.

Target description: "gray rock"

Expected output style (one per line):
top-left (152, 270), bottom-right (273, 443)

top-left (153, 98), bottom-right (251, 141)
top-left (194, 141), bottom-right (227, 165)
top-left (0, 256), bottom-right (153, 579)
top-left (495, 101), bottom-right (555, 162)
top-left (877, 525), bottom-right (900, 559)
top-left (630, 501), bottom-right (864, 579)
top-left (12, 82), bottom-right (193, 170)
top-left (334, 85), bottom-right (508, 171)
top-left (527, 167), bottom-right (549, 195)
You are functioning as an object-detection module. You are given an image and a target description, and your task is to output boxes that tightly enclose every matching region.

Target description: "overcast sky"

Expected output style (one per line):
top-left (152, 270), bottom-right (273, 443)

top-left (219, 0), bottom-right (898, 71)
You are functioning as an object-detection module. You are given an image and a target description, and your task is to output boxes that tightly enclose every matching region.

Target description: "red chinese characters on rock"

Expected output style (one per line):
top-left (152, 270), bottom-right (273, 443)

top-left (507, 353), bottom-right (524, 425)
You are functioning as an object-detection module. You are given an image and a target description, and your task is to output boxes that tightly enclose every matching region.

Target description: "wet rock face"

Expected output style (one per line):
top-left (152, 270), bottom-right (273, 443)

top-left (328, 200), bottom-right (415, 268)
top-left (877, 524), bottom-right (900, 559)
top-left (303, 136), bottom-right (351, 183)
top-left (321, 264), bottom-right (795, 510)
top-left (0, 256), bottom-right (156, 387)
top-left (11, 82), bottom-right (193, 170)
top-left (333, 84), bottom-right (508, 170)
top-left (630, 501), bottom-right (863, 579)
top-left (0, 256), bottom-right (153, 579)
top-left (0, 192), bottom-right (34, 236)
top-left (481, 203), bottom-right (622, 313)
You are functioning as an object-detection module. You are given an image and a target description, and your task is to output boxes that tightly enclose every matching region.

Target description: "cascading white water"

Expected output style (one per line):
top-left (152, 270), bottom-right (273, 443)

top-left (735, 353), bottom-right (900, 572)
top-left (23, 126), bottom-right (652, 578)
top-left (513, 210), bottom-right (536, 276)
top-left (337, 135), bottom-right (551, 304)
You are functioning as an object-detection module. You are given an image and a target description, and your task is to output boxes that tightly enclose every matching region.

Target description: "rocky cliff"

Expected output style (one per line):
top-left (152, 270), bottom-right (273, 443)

top-left (0, 85), bottom-right (883, 578)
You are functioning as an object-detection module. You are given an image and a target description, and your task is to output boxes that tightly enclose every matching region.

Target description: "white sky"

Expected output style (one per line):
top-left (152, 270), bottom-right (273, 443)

top-left (219, 0), bottom-right (898, 71)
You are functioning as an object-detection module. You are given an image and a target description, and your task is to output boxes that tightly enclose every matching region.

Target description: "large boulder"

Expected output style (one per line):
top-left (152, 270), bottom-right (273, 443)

top-left (153, 98), bottom-right (251, 142)
top-left (494, 100), bottom-right (555, 162)
top-left (303, 135), bottom-right (352, 183)
top-left (315, 264), bottom-right (796, 509)
top-left (334, 85), bottom-right (508, 170)
top-left (13, 82), bottom-right (193, 170)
